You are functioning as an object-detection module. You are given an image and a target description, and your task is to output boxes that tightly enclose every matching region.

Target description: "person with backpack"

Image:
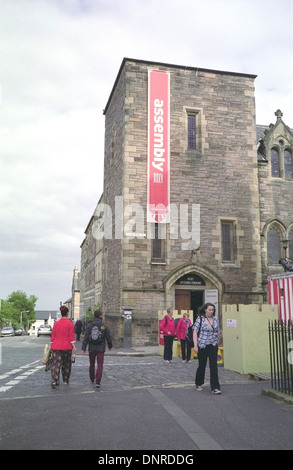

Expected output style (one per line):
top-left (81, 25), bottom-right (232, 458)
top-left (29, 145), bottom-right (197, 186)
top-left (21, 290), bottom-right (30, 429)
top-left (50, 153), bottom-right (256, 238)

top-left (160, 307), bottom-right (176, 363)
top-left (82, 309), bottom-right (112, 388)
top-left (192, 303), bottom-right (222, 395)
top-left (176, 313), bottom-right (192, 363)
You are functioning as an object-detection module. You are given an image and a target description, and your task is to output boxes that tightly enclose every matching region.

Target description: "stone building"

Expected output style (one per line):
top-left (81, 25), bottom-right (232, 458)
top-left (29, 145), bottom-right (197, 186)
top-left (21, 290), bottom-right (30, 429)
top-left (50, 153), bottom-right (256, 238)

top-left (80, 58), bottom-right (293, 347)
top-left (79, 194), bottom-right (103, 318)
top-left (64, 266), bottom-right (80, 321)
top-left (257, 110), bottom-right (293, 277)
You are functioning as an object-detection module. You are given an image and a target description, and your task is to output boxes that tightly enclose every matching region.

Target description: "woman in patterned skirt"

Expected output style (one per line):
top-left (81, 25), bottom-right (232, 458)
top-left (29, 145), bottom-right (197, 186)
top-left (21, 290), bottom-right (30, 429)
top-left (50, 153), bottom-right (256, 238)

top-left (50, 305), bottom-right (76, 388)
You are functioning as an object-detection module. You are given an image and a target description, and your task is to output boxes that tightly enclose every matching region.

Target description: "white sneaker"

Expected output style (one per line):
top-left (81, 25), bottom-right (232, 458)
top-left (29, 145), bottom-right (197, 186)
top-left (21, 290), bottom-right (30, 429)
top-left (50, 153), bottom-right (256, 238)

top-left (195, 385), bottom-right (203, 391)
top-left (182, 360), bottom-right (186, 363)
top-left (211, 389), bottom-right (221, 394)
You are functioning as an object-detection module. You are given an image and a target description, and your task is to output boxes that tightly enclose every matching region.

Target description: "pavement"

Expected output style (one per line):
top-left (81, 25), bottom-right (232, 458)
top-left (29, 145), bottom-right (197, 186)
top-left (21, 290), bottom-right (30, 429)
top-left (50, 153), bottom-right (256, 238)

top-left (1, 339), bottom-right (293, 451)
top-left (77, 340), bottom-right (293, 401)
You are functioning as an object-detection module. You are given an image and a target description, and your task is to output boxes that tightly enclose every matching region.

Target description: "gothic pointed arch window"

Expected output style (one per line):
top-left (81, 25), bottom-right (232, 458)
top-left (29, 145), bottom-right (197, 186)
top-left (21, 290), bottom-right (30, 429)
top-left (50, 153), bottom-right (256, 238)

top-left (289, 226), bottom-right (293, 260)
top-left (271, 148), bottom-right (280, 177)
top-left (267, 225), bottom-right (282, 264)
top-left (260, 110), bottom-right (293, 180)
top-left (284, 148), bottom-right (293, 179)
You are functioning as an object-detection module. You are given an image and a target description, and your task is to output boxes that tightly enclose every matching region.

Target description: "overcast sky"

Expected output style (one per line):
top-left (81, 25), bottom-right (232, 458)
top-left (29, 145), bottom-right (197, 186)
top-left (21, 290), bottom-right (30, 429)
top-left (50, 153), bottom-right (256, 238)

top-left (0, 0), bottom-right (293, 311)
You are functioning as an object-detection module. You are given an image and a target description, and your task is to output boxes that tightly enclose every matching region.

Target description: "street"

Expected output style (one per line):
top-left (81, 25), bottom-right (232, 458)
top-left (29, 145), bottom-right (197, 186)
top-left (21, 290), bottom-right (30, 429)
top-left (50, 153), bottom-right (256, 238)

top-left (0, 335), bottom-right (293, 453)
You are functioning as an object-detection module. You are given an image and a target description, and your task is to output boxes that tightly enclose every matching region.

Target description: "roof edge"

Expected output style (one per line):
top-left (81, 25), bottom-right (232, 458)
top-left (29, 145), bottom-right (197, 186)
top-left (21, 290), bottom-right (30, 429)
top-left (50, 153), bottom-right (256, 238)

top-left (103, 57), bottom-right (257, 115)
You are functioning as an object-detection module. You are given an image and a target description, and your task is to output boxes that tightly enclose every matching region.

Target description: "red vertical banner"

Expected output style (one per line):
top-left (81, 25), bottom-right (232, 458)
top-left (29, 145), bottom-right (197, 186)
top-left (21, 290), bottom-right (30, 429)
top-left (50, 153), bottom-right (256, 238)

top-left (147, 70), bottom-right (170, 223)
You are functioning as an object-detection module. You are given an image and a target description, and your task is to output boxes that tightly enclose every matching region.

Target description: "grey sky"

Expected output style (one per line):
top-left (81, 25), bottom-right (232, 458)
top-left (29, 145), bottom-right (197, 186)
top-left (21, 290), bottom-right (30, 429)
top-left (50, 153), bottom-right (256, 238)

top-left (0, 0), bottom-right (292, 309)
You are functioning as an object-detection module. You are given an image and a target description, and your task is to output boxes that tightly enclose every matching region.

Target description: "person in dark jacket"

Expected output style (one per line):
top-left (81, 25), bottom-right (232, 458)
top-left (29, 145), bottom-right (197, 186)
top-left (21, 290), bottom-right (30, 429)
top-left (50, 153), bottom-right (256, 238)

top-left (82, 309), bottom-right (112, 388)
top-left (74, 319), bottom-right (82, 341)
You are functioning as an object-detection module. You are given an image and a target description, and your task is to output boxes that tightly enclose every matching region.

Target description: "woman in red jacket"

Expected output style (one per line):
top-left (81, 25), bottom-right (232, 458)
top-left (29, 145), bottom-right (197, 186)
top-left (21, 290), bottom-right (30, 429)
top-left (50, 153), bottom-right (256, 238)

top-left (50, 305), bottom-right (76, 388)
top-left (176, 313), bottom-right (192, 363)
top-left (161, 308), bottom-right (176, 363)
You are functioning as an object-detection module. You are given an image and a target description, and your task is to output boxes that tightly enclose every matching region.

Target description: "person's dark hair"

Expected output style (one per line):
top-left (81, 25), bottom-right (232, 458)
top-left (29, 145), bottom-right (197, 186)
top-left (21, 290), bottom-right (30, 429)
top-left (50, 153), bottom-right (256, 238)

top-left (94, 309), bottom-right (103, 318)
top-left (198, 303), bottom-right (216, 316)
top-left (60, 305), bottom-right (69, 317)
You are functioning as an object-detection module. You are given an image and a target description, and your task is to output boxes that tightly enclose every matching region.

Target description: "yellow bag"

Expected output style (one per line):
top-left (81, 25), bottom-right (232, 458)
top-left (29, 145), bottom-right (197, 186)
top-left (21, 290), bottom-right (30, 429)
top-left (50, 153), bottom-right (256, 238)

top-left (42, 343), bottom-right (51, 365)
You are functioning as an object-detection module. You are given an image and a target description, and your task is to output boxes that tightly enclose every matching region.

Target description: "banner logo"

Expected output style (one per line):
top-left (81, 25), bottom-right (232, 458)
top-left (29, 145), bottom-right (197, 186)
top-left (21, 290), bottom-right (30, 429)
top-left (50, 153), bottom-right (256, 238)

top-left (147, 70), bottom-right (170, 223)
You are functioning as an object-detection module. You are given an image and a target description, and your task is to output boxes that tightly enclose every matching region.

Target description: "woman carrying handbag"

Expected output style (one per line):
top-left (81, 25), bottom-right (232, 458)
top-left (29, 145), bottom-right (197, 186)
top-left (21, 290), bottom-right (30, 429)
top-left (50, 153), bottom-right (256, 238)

top-left (193, 303), bottom-right (222, 394)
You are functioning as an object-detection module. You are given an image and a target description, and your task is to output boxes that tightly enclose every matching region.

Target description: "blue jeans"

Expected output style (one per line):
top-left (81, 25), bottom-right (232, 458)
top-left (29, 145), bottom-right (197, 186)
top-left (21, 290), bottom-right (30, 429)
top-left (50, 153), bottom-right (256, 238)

top-left (195, 344), bottom-right (220, 390)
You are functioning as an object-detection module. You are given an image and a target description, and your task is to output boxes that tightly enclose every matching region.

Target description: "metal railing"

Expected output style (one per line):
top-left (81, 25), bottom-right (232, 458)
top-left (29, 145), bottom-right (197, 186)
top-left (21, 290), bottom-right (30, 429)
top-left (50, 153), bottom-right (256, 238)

top-left (268, 319), bottom-right (293, 396)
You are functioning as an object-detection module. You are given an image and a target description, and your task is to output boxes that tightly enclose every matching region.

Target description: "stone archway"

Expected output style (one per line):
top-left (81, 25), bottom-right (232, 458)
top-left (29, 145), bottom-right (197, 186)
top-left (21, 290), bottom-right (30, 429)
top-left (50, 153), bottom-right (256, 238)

top-left (164, 262), bottom-right (224, 293)
top-left (163, 262), bottom-right (224, 317)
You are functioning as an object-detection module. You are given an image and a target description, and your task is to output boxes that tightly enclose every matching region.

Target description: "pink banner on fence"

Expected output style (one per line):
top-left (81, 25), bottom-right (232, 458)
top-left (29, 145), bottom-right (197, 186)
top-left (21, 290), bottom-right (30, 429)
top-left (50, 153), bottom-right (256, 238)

top-left (268, 276), bottom-right (293, 323)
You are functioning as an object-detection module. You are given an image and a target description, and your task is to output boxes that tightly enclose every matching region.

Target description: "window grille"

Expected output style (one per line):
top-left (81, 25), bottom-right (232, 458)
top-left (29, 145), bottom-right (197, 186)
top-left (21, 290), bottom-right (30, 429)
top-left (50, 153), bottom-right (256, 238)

top-left (187, 114), bottom-right (196, 150)
top-left (221, 222), bottom-right (235, 262)
top-left (271, 148), bottom-right (280, 177)
top-left (267, 226), bottom-right (281, 264)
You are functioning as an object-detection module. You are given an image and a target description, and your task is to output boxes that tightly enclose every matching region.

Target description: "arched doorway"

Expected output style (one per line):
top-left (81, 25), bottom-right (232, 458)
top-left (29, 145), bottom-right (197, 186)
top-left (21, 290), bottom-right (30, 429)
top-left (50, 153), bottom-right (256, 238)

top-left (175, 274), bottom-right (205, 322)
top-left (173, 272), bottom-right (220, 323)
top-left (164, 264), bottom-right (224, 322)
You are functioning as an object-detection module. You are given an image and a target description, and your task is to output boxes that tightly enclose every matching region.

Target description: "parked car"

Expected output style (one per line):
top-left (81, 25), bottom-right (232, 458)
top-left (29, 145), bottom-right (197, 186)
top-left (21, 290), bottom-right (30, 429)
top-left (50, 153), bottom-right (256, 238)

top-left (37, 324), bottom-right (52, 337)
top-left (0, 326), bottom-right (15, 337)
top-left (14, 327), bottom-right (24, 336)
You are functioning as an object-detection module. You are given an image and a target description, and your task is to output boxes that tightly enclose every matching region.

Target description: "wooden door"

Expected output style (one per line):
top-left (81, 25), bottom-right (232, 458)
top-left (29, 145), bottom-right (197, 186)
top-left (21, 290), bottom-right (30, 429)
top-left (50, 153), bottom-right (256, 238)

top-left (175, 290), bottom-right (190, 312)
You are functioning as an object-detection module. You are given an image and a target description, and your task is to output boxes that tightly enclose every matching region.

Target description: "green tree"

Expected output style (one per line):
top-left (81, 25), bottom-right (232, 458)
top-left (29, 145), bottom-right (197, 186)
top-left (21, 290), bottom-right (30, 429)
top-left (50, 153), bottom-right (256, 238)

top-left (84, 307), bottom-right (94, 325)
top-left (84, 303), bottom-right (102, 325)
top-left (0, 300), bottom-right (18, 327)
top-left (4, 290), bottom-right (37, 330)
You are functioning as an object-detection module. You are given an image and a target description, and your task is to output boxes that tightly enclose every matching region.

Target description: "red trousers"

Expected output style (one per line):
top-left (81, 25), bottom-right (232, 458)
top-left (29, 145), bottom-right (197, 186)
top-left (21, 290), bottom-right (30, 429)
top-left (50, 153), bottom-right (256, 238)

top-left (88, 350), bottom-right (105, 384)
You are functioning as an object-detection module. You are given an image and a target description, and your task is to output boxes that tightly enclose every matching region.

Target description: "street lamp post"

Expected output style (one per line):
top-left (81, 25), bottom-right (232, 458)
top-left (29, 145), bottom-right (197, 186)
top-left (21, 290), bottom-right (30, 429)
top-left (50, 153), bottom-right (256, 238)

top-left (20, 310), bottom-right (29, 328)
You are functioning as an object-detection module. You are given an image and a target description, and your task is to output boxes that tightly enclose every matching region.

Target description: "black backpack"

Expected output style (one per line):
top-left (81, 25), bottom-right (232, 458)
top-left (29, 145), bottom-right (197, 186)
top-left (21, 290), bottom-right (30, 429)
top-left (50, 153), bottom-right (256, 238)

top-left (89, 323), bottom-right (105, 344)
top-left (186, 316), bottom-right (203, 347)
top-left (186, 325), bottom-right (194, 347)
top-left (174, 317), bottom-right (181, 329)
top-left (174, 317), bottom-right (180, 338)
